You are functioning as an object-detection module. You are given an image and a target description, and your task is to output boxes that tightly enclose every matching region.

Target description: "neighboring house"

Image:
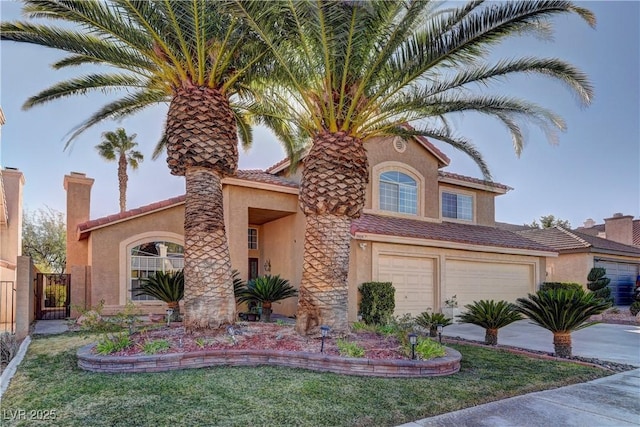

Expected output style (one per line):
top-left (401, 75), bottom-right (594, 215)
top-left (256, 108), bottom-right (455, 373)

top-left (517, 226), bottom-right (640, 305)
top-left (575, 213), bottom-right (640, 248)
top-left (0, 107), bottom-right (26, 330)
top-left (65, 135), bottom-right (556, 319)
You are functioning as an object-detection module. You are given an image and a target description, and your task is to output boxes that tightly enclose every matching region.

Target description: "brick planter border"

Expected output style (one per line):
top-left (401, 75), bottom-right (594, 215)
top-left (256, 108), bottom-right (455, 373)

top-left (77, 344), bottom-right (461, 377)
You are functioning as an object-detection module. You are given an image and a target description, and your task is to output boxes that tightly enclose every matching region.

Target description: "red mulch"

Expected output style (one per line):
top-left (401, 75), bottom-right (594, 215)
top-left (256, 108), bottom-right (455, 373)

top-left (109, 322), bottom-right (411, 360)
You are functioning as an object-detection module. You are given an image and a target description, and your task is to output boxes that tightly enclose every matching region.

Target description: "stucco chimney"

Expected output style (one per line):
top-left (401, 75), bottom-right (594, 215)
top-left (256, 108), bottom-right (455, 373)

top-left (603, 213), bottom-right (634, 246)
top-left (582, 218), bottom-right (596, 228)
top-left (64, 172), bottom-right (94, 271)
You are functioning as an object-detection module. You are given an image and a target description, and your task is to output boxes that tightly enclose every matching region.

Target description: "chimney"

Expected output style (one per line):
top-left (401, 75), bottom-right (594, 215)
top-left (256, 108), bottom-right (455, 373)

top-left (64, 172), bottom-right (94, 271)
top-left (603, 213), bottom-right (634, 246)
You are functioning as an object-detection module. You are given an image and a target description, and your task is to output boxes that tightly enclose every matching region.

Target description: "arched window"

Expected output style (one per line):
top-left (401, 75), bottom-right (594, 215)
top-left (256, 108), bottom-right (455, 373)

top-left (130, 241), bottom-right (184, 301)
top-left (379, 171), bottom-right (417, 214)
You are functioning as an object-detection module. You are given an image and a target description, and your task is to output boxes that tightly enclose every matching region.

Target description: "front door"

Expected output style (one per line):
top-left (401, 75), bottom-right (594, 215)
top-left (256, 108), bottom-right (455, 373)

top-left (248, 258), bottom-right (259, 280)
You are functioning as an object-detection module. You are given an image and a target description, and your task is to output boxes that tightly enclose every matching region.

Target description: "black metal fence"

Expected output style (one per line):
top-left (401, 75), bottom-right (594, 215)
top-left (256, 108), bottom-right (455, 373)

top-left (1, 280), bottom-right (16, 334)
top-left (36, 274), bottom-right (71, 320)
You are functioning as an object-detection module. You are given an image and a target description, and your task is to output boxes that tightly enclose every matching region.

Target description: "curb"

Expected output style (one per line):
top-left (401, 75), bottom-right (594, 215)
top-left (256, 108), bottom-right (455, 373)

top-left (0, 335), bottom-right (31, 400)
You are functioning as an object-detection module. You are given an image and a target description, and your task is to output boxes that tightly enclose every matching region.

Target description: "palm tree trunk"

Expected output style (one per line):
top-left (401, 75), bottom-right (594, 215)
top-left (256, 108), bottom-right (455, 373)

top-left (553, 332), bottom-right (572, 358)
top-left (295, 131), bottom-right (368, 335)
top-left (118, 152), bottom-right (127, 212)
top-left (296, 214), bottom-right (352, 334)
top-left (485, 328), bottom-right (498, 345)
top-left (262, 301), bottom-right (272, 323)
top-left (182, 167), bottom-right (236, 330)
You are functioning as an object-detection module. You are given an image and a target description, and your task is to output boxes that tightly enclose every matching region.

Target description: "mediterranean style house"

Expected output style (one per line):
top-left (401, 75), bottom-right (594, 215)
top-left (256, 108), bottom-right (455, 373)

top-left (65, 135), bottom-right (556, 319)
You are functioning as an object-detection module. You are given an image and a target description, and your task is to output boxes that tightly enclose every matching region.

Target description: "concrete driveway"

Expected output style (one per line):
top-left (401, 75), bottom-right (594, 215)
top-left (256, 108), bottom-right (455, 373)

top-left (443, 319), bottom-right (640, 366)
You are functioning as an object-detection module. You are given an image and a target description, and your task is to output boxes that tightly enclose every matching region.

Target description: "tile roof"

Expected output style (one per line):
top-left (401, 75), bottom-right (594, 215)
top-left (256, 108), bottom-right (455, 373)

top-left (77, 169), bottom-right (298, 239)
top-left (351, 213), bottom-right (556, 253)
top-left (518, 227), bottom-right (640, 256)
top-left (576, 220), bottom-right (640, 246)
top-left (494, 222), bottom-right (535, 232)
top-left (439, 171), bottom-right (512, 192)
top-left (235, 170), bottom-right (298, 188)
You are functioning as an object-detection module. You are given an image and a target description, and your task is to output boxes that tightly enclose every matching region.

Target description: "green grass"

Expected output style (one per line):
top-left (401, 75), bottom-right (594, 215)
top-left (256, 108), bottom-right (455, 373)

top-left (2, 333), bottom-right (610, 427)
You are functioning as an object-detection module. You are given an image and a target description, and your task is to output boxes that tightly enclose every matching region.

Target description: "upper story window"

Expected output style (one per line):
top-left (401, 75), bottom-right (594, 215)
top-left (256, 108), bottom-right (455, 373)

top-left (379, 171), bottom-right (417, 215)
top-left (442, 192), bottom-right (473, 221)
top-left (248, 228), bottom-right (258, 250)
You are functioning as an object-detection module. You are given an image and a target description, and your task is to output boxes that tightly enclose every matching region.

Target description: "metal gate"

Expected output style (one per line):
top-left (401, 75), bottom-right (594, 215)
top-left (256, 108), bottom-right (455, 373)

top-left (35, 273), bottom-right (71, 320)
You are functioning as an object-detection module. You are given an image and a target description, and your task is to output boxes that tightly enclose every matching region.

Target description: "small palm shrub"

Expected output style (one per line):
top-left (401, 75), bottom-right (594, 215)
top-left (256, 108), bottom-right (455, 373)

top-left (134, 270), bottom-right (184, 321)
top-left (458, 300), bottom-right (523, 345)
top-left (358, 282), bottom-right (395, 325)
top-left (516, 288), bottom-right (611, 358)
top-left (336, 339), bottom-right (365, 358)
top-left (236, 275), bottom-right (298, 322)
top-left (415, 311), bottom-right (452, 337)
top-left (141, 339), bottom-right (170, 355)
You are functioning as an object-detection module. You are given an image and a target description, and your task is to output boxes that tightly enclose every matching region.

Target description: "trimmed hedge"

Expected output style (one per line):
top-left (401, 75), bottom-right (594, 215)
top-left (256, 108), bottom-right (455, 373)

top-left (540, 282), bottom-right (583, 292)
top-left (359, 282), bottom-right (395, 325)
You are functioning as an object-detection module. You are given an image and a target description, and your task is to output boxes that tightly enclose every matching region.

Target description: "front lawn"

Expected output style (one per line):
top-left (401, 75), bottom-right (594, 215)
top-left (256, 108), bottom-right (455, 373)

top-left (2, 333), bottom-right (609, 426)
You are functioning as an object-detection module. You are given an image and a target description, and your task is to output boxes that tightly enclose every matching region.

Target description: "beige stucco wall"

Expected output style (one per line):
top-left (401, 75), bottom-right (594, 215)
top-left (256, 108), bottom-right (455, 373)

top-left (64, 172), bottom-right (94, 271)
top-left (547, 252), bottom-right (640, 288)
top-left (0, 168), bottom-right (24, 282)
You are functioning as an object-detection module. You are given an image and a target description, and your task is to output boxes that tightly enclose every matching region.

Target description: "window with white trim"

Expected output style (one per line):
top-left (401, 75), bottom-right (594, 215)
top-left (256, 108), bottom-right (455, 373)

top-left (248, 228), bottom-right (258, 250)
top-left (130, 241), bottom-right (184, 301)
top-left (442, 192), bottom-right (473, 221)
top-left (379, 171), bottom-right (417, 214)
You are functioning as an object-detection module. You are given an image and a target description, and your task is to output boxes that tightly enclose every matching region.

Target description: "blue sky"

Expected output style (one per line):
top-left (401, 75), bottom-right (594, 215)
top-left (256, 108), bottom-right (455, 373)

top-left (1, 1), bottom-right (638, 228)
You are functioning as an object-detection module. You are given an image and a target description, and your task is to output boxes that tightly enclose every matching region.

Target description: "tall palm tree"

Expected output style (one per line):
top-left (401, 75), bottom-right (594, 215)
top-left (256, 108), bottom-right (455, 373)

top-left (96, 128), bottom-right (144, 213)
top-left (235, 1), bottom-right (595, 335)
top-left (1, 0), bottom-right (292, 330)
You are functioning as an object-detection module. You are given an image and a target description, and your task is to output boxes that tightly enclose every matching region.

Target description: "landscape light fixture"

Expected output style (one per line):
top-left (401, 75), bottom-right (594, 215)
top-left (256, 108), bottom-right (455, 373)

top-left (320, 325), bottom-right (330, 353)
top-left (408, 333), bottom-right (417, 360)
top-left (166, 308), bottom-right (174, 327)
top-left (437, 324), bottom-right (444, 344)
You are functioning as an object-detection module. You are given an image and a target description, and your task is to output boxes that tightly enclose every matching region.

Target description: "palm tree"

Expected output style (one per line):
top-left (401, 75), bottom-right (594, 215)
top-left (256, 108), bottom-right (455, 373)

top-left (416, 311), bottom-right (453, 338)
top-left (134, 269), bottom-right (184, 321)
top-left (236, 275), bottom-right (298, 323)
top-left (516, 288), bottom-right (611, 358)
top-left (96, 128), bottom-right (143, 213)
top-left (235, 1), bottom-right (595, 334)
top-left (458, 300), bottom-right (523, 345)
top-left (1, 1), bottom-right (293, 330)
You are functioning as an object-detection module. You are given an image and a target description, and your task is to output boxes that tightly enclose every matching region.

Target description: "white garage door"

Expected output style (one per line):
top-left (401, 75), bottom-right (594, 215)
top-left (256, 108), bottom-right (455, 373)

top-left (594, 260), bottom-right (639, 305)
top-left (446, 260), bottom-right (533, 307)
top-left (377, 255), bottom-right (434, 317)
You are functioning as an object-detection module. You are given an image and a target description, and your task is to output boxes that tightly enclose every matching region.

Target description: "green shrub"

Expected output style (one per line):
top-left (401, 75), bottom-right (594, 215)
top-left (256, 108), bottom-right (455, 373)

top-left (0, 332), bottom-right (19, 365)
top-left (630, 301), bottom-right (640, 317)
top-left (336, 339), bottom-right (365, 358)
top-left (415, 312), bottom-right (452, 337)
top-left (587, 268), bottom-right (613, 302)
top-left (96, 333), bottom-right (132, 355)
top-left (134, 270), bottom-right (184, 321)
top-left (540, 282), bottom-right (583, 292)
top-left (236, 275), bottom-right (298, 322)
top-left (75, 300), bottom-right (123, 333)
top-left (408, 337), bottom-right (446, 360)
top-left (358, 282), bottom-right (395, 325)
top-left (141, 339), bottom-right (171, 355)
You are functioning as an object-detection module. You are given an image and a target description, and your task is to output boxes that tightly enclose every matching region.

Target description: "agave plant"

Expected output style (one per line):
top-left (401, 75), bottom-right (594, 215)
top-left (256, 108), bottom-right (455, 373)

top-left (416, 312), bottom-right (453, 337)
top-left (236, 275), bottom-right (298, 322)
top-left (458, 300), bottom-right (523, 345)
top-left (134, 270), bottom-right (184, 321)
top-left (516, 288), bottom-right (611, 358)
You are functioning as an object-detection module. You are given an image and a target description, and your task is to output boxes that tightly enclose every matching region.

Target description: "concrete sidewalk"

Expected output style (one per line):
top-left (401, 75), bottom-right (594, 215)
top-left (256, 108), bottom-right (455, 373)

top-left (400, 368), bottom-right (640, 427)
top-left (32, 319), bottom-right (69, 335)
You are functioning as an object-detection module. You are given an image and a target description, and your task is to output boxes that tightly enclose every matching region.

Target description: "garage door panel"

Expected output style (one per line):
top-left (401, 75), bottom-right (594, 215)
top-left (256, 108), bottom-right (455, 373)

top-left (446, 260), bottom-right (533, 307)
top-left (594, 261), bottom-right (639, 305)
top-left (377, 254), bottom-right (434, 317)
